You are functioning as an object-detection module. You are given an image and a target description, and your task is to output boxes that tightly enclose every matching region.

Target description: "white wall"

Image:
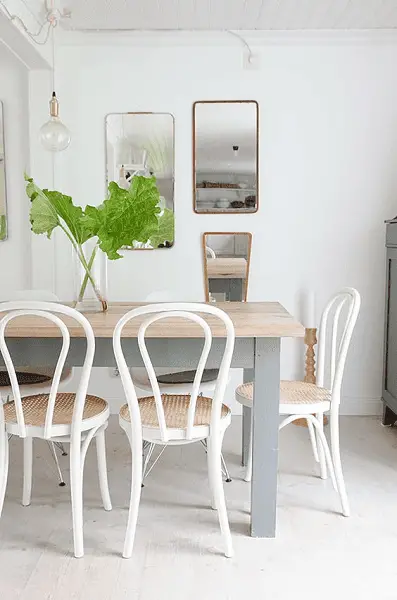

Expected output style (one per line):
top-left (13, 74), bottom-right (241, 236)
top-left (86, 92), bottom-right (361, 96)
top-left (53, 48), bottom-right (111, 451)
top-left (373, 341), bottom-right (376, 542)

top-left (0, 45), bottom-right (31, 295)
top-left (28, 33), bottom-right (397, 414)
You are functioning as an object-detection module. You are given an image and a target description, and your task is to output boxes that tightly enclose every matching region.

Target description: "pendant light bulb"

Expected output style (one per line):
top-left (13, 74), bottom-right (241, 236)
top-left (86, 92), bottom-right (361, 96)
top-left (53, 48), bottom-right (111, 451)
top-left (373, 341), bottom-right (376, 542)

top-left (233, 145), bottom-right (239, 157)
top-left (39, 92), bottom-right (71, 152)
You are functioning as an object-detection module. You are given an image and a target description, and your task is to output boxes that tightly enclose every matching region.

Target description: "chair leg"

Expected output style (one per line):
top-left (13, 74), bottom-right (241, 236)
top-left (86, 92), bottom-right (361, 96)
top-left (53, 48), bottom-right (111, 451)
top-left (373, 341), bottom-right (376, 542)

top-left (316, 412), bottom-right (327, 480)
top-left (70, 438), bottom-right (84, 558)
top-left (330, 412), bottom-right (350, 517)
top-left (123, 428), bottom-right (143, 559)
top-left (244, 415), bottom-right (253, 482)
top-left (206, 438), bottom-right (216, 510)
top-left (220, 452), bottom-right (232, 483)
top-left (307, 419), bottom-right (319, 463)
top-left (308, 416), bottom-right (337, 491)
top-left (95, 431), bottom-right (112, 511)
top-left (207, 434), bottom-right (233, 558)
top-left (47, 441), bottom-right (66, 487)
top-left (22, 437), bottom-right (33, 506)
top-left (0, 435), bottom-right (9, 517)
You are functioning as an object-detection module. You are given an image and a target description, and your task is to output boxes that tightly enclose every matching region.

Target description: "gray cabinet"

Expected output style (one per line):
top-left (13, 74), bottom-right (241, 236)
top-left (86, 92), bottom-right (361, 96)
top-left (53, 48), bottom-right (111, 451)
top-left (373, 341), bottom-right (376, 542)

top-left (382, 224), bottom-right (397, 424)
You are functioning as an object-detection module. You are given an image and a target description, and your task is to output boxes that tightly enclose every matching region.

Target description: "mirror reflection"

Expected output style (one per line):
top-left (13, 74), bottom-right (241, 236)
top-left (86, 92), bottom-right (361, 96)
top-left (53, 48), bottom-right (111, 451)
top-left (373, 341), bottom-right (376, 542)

top-left (0, 102), bottom-right (7, 240)
top-left (106, 112), bottom-right (174, 249)
top-left (194, 101), bottom-right (258, 214)
top-left (203, 233), bottom-right (252, 302)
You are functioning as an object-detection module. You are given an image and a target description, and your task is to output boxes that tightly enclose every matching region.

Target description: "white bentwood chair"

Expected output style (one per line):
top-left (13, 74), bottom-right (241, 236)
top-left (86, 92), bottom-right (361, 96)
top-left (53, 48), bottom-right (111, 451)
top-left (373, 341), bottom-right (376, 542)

top-left (131, 291), bottom-right (232, 483)
top-left (236, 288), bottom-right (361, 517)
top-left (1, 290), bottom-right (73, 497)
top-left (114, 303), bottom-right (235, 558)
top-left (0, 301), bottom-right (112, 557)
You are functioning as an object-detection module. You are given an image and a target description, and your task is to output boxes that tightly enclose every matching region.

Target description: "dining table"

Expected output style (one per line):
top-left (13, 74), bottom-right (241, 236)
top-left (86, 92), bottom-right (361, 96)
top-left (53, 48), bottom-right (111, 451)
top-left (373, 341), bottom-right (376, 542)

top-left (0, 301), bottom-right (304, 538)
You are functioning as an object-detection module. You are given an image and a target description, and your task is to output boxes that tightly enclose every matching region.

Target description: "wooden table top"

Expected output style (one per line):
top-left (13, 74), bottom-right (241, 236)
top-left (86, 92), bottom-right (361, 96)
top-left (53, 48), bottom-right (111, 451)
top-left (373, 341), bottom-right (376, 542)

top-left (207, 257), bottom-right (247, 279)
top-left (2, 302), bottom-right (304, 339)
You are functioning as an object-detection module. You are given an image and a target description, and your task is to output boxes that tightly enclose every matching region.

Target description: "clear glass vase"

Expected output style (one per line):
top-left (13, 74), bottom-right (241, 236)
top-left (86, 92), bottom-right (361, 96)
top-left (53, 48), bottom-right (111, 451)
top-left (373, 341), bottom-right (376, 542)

top-left (73, 239), bottom-right (108, 313)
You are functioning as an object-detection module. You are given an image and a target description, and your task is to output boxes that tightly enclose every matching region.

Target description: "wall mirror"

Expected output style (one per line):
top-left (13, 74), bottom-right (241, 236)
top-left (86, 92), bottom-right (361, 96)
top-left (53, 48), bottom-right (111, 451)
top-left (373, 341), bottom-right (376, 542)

top-left (0, 102), bottom-right (7, 240)
top-left (203, 232), bottom-right (252, 302)
top-left (106, 112), bottom-right (174, 249)
top-left (193, 101), bottom-right (258, 214)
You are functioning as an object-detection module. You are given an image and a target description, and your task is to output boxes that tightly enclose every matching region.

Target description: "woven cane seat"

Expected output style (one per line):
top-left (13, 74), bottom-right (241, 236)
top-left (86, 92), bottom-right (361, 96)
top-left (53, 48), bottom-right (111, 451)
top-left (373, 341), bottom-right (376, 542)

top-left (157, 369), bottom-right (219, 385)
top-left (0, 371), bottom-right (52, 387)
top-left (120, 394), bottom-right (230, 429)
top-left (3, 392), bottom-right (108, 427)
top-left (236, 381), bottom-right (331, 408)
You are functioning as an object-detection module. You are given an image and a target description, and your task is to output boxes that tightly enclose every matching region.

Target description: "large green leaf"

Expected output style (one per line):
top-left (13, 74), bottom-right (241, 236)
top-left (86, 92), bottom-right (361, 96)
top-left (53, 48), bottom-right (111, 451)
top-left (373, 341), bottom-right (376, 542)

top-left (148, 208), bottom-right (174, 248)
top-left (43, 190), bottom-right (92, 245)
top-left (86, 176), bottom-right (161, 260)
top-left (25, 175), bottom-right (91, 244)
top-left (25, 175), bottom-right (59, 238)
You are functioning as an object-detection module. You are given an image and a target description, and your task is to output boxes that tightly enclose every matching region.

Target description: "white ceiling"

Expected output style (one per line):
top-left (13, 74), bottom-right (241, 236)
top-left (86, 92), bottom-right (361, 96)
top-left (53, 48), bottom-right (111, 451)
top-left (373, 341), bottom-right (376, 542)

top-left (61, 0), bottom-right (397, 31)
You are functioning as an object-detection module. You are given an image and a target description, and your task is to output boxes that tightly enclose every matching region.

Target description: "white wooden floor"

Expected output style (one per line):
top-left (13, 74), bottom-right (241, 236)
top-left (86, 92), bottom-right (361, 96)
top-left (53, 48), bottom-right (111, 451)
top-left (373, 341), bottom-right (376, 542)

top-left (0, 416), bottom-right (396, 599)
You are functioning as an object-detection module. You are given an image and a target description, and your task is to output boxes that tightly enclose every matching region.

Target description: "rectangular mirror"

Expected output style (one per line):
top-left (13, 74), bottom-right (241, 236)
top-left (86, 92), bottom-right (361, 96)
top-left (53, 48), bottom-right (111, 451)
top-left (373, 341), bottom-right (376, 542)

top-left (0, 102), bottom-right (7, 240)
top-left (193, 101), bottom-right (258, 214)
top-left (106, 112), bottom-right (174, 248)
top-left (203, 232), bottom-right (252, 302)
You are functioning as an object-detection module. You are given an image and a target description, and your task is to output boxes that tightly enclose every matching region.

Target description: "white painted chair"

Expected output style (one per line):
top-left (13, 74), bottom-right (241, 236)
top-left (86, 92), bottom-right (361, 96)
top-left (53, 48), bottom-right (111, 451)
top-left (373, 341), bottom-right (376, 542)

top-left (131, 290), bottom-right (232, 482)
top-left (206, 246), bottom-right (216, 258)
top-left (0, 301), bottom-right (112, 557)
top-left (1, 290), bottom-right (73, 496)
top-left (236, 288), bottom-right (361, 517)
top-left (114, 303), bottom-right (235, 558)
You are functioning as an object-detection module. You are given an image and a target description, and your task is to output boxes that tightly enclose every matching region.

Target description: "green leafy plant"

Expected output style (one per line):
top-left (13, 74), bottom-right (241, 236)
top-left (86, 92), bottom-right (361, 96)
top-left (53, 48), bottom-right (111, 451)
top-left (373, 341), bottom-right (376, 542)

top-left (25, 174), bottom-right (174, 311)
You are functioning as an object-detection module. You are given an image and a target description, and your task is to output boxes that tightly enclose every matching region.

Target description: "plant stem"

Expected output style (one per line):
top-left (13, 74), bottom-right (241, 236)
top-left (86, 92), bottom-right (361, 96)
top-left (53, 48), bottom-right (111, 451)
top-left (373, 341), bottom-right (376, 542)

top-left (59, 224), bottom-right (107, 312)
top-left (77, 244), bottom-right (108, 312)
top-left (78, 244), bottom-right (97, 301)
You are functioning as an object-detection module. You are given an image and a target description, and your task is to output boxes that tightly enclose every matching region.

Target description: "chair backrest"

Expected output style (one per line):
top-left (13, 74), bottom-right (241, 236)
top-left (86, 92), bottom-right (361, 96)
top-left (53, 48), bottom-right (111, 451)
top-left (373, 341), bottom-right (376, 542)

top-left (113, 303), bottom-right (235, 442)
top-left (0, 301), bottom-right (94, 439)
top-left (206, 246), bottom-right (216, 259)
top-left (316, 288), bottom-right (361, 403)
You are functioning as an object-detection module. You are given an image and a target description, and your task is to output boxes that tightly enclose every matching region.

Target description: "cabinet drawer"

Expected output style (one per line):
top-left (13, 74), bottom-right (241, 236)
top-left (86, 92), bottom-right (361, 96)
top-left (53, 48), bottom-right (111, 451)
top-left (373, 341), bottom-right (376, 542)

top-left (386, 224), bottom-right (397, 247)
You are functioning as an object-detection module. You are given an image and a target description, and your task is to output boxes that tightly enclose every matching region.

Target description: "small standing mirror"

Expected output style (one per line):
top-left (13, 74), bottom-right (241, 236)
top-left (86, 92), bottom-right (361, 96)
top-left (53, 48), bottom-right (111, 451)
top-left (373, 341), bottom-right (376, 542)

top-left (106, 112), bottom-right (174, 248)
top-left (193, 101), bottom-right (258, 213)
top-left (0, 102), bottom-right (7, 240)
top-left (203, 233), bottom-right (252, 302)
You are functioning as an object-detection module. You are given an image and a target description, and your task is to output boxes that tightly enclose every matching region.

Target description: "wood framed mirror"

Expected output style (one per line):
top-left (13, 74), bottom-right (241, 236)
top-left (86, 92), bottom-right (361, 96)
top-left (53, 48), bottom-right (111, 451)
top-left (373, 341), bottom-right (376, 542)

top-left (193, 101), bottom-right (259, 214)
top-left (105, 112), bottom-right (174, 249)
top-left (203, 232), bottom-right (252, 302)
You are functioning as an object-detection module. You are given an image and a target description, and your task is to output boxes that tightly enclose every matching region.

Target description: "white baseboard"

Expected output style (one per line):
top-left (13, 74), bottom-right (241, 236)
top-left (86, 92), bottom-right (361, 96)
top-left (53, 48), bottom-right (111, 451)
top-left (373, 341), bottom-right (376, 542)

top-left (339, 397), bottom-right (382, 416)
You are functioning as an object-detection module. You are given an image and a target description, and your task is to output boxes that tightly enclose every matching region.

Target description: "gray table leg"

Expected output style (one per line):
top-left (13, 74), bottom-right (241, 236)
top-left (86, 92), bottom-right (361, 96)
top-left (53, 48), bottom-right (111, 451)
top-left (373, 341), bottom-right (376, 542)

top-left (242, 368), bottom-right (253, 466)
top-left (229, 279), bottom-right (243, 302)
top-left (251, 337), bottom-right (280, 538)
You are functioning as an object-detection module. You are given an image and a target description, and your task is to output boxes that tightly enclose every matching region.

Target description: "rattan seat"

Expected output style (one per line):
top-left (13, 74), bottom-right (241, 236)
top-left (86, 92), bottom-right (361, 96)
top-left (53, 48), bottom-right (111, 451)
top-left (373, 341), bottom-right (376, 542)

top-left (4, 392), bottom-right (108, 428)
top-left (120, 393), bottom-right (230, 429)
top-left (236, 380), bottom-right (331, 408)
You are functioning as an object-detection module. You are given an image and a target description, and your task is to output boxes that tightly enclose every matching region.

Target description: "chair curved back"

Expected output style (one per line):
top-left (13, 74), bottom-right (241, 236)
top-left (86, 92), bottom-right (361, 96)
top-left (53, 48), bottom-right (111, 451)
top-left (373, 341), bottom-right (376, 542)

top-left (0, 301), bottom-right (95, 439)
top-left (316, 288), bottom-right (361, 404)
top-left (206, 246), bottom-right (216, 259)
top-left (113, 303), bottom-right (235, 442)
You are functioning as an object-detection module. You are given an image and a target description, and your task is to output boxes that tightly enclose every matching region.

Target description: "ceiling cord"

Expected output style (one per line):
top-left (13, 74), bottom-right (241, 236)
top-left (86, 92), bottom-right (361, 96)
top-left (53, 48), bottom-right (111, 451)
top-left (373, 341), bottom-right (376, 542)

top-left (0, 0), bottom-right (58, 45)
top-left (227, 30), bottom-right (253, 62)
